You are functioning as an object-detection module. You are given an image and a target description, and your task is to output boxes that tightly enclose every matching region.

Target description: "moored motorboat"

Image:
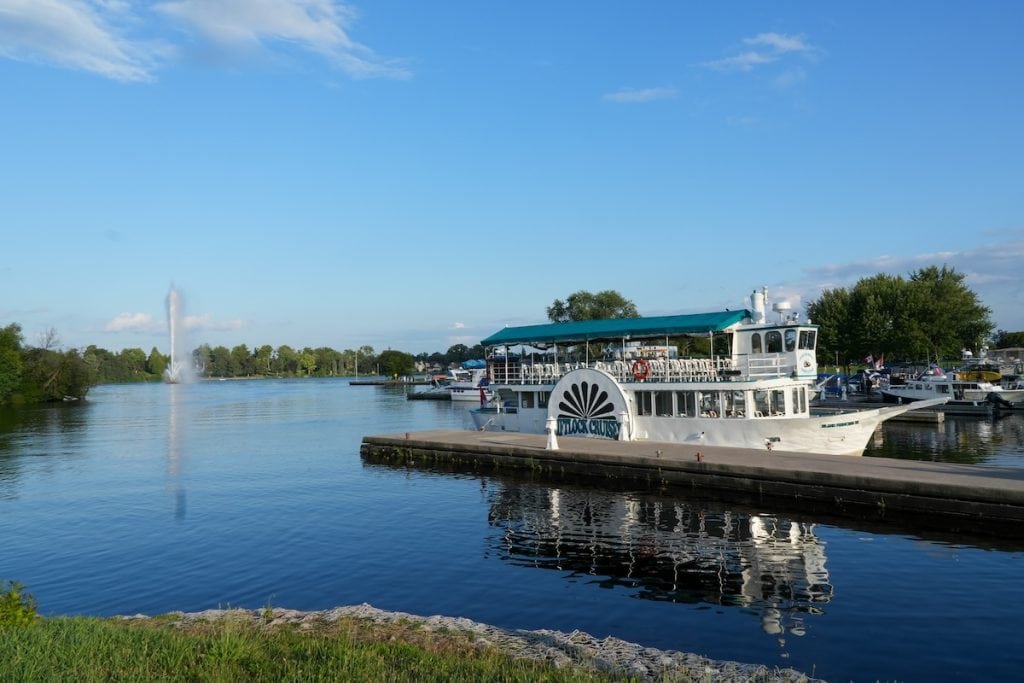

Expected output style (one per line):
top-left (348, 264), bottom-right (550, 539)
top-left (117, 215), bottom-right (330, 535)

top-left (470, 288), bottom-right (945, 456)
top-left (447, 364), bottom-right (495, 402)
top-left (879, 368), bottom-right (1024, 404)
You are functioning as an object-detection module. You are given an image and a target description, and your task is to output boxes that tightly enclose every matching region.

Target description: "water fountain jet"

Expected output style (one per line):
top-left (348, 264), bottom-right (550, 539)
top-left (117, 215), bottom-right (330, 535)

top-left (164, 286), bottom-right (194, 384)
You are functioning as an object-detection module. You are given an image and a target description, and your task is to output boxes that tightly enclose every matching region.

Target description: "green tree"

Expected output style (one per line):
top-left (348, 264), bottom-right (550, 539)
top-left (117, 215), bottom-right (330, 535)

top-left (445, 344), bottom-right (470, 365)
top-left (230, 344), bottom-right (252, 377)
top-left (547, 290), bottom-right (639, 322)
top-left (806, 265), bottom-right (993, 367)
top-left (207, 346), bottom-right (232, 377)
top-left (907, 265), bottom-right (992, 364)
top-left (806, 288), bottom-right (851, 367)
top-left (378, 349), bottom-right (415, 377)
top-left (254, 345), bottom-right (274, 375)
top-left (146, 347), bottom-right (168, 377)
top-left (992, 330), bottom-right (1024, 348)
top-left (298, 351), bottom-right (317, 376)
top-left (273, 345), bottom-right (297, 375)
top-left (0, 324), bottom-right (25, 404)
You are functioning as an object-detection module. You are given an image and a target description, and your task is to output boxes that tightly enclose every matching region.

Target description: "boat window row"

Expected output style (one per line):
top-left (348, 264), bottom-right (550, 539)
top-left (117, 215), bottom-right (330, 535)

top-left (750, 329), bottom-right (816, 355)
top-left (634, 388), bottom-right (808, 418)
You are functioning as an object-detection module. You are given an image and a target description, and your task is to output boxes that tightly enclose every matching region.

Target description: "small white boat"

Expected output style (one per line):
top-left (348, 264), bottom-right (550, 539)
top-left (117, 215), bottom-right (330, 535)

top-left (447, 366), bottom-right (495, 403)
top-left (470, 288), bottom-right (944, 457)
top-left (880, 368), bottom-right (1024, 404)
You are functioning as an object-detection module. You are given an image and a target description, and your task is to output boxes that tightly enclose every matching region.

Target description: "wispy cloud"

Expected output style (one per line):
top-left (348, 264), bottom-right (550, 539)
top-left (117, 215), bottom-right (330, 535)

top-left (702, 32), bottom-right (818, 73)
top-left (0, 0), bottom-right (160, 81)
top-left (105, 312), bottom-right (161, 332)
top-left (103, 311), bottom-right (246, 333)
top-left (155, 0), bottom-right (410, 79)
top-left (603, 86), bottom-right (678, 104)
top-left (745, 32), bottom-right (814, 54)
top-left (0, 0), bottom-right (408, 81)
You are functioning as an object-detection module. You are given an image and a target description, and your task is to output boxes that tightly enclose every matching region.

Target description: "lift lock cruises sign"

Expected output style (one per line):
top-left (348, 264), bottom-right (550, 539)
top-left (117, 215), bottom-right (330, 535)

top-left (550, 368), bottom-right (629, 441)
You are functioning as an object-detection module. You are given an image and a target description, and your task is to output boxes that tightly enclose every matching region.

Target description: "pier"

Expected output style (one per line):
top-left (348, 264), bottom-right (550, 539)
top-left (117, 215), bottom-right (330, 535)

top-left (361, 430), bottom-right (1024, 539)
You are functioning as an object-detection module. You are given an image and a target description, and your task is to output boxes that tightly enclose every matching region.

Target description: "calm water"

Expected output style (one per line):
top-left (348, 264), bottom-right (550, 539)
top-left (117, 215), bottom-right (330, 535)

top-left (2, 379), bottom-right (1023, 682)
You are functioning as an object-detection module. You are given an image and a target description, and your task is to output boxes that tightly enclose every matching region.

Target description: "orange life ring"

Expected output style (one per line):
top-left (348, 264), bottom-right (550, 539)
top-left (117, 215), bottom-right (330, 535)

top-left (631, 358), bottom-right (650, 381)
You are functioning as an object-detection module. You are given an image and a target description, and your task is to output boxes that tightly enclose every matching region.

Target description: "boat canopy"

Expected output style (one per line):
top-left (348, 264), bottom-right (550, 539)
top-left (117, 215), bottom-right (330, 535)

top-left (480, 310), bottom-right (752, 346)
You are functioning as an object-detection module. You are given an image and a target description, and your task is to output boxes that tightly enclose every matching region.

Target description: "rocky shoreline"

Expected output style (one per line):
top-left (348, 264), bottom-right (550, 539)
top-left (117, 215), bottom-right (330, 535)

top-left (120, 604), bottom-right (820, 682)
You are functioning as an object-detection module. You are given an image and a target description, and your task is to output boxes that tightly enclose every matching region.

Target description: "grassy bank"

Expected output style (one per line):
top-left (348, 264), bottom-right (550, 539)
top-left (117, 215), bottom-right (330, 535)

top-left (0, 611), bottom-right (615, 682)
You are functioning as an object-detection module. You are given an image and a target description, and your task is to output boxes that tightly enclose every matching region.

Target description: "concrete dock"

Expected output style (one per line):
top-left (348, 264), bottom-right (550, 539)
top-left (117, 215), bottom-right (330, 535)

top-left (361, 430), bottom-right (1024, 540)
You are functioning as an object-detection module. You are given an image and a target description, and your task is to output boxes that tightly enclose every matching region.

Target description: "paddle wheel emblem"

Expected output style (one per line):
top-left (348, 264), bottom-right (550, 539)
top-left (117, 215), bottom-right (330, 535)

top-left (558, 381), bottom-right (616, 420)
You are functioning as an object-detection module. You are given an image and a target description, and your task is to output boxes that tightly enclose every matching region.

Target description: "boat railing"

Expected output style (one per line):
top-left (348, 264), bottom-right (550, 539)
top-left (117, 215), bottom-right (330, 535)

top-left (490, 357), bottom-right (792, 385)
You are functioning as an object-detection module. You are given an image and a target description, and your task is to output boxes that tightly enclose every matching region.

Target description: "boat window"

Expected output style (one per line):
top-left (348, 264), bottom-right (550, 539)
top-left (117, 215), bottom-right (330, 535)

top-left (785, 329), bottom-right (796, 352)
top-left (521, 392), bottom-right (534, 409)
top-left (538, 392), bottom-right (549, 409)
top-left (798, 330), bottom-right (816, 350)
top-left (753, 390), bottom-right (769, 417)
top-left (636, 391), bottom-right (654, 416)
top-left (655, 392), bottom-right (672, 417)
top-left (766, 331), bottom-right (783, 353)
top-left (793, 387), bottom-right (806, 414)
top-left (724, 390), bottom-right (746, 417)
top-left (770, 389), bottom-right (785, 416)
top-left (699, 391), bottom-right (721, 418)
top-left (675, 391), bottom-right (697, 417)
top-left (751, 333), bottom-right (762, 354)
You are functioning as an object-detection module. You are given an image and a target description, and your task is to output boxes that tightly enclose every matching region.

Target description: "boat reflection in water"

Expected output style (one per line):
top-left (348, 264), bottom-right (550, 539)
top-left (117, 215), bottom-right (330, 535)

top-left (485, 483), bottom-right (832, 639)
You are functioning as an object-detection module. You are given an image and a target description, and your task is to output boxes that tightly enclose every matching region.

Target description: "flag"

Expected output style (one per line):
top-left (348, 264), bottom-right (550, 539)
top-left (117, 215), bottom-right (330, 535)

top-left (864, 354), bottom-right (874, 366)
top-left (875, 354), bottom-right (884, 370)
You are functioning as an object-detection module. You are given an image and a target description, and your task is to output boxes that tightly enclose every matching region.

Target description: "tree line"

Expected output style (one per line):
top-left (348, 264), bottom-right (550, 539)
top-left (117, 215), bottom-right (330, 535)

top-left (0, 321), bottom-right (491, 405)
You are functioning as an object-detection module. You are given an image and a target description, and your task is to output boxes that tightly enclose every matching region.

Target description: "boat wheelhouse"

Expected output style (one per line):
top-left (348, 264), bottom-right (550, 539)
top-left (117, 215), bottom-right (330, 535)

top-left (470, 288), bottom-right (944, 456)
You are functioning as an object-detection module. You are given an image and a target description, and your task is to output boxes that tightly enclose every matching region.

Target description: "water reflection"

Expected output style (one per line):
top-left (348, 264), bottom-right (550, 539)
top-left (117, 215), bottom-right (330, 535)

top-left (0, 403), bottom-right (91, 499)
top-left (167, 384), bottom-right (187, 521)
top-left (865, 412), bottom-right (1024, 466)
top-left (485, 482), bottom-right (832, 640)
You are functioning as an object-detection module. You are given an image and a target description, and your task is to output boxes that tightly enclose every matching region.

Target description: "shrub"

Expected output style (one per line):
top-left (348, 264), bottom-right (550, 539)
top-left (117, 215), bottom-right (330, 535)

top-left (0, 580), bottom-right (38, 627)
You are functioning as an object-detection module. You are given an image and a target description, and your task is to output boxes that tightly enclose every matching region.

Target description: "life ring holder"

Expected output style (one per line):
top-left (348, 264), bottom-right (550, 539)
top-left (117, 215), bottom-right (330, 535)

top-left (631, 358), bottom-right (650, 381)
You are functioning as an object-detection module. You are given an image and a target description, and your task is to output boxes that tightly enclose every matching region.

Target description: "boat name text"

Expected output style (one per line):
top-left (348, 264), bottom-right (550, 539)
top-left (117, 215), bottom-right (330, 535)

top-left (557, 417), bottom-right (621, 440)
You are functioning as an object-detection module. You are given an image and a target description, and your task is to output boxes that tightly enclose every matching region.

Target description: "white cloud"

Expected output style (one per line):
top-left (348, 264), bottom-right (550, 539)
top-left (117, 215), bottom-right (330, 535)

top-left (701, 51), bottom-right (777, 73)
top-left (450, 322), bottom-right (466, 329)
top-left (603, 86), bottom-right (678, 103)
top-left (155, 0), bottom-right (410, 79)
top-left (744, 32), bottom-right (814, 55)
top-left (702, 32), bottom-right (818, 74)
top-left (104, 312), bottom-right (159, 332)
top-left (0, 0), bottom-right (159, 81)
top-left (0, 0), bottom-right (408, 81)
top-left (103, 311), bottom-right (246, 334)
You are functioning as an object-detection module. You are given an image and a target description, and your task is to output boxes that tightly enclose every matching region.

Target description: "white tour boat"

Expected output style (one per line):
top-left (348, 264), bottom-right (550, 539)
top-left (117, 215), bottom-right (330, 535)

top-left (469, 288), bottom-right (945, 457)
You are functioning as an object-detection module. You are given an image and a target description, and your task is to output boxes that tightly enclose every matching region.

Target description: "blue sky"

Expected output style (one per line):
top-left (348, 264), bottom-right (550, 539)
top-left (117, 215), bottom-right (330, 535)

top-left (2, 1), bottom-right (1022, 356)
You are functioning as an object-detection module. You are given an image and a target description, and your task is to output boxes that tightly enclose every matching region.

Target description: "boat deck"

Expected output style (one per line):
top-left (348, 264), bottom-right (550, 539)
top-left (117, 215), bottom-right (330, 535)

top-left (361, 430), bottom-right (1024, 539)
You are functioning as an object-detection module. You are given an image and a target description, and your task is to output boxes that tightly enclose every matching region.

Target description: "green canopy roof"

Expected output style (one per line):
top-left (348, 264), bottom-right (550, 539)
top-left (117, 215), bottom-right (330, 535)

top-left (480, 310), bottom-right (752, 346)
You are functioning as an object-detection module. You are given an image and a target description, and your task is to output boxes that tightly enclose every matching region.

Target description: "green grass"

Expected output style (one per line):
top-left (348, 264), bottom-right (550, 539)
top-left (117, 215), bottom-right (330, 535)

top-left (0, 612), bottom-right (627, 682)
